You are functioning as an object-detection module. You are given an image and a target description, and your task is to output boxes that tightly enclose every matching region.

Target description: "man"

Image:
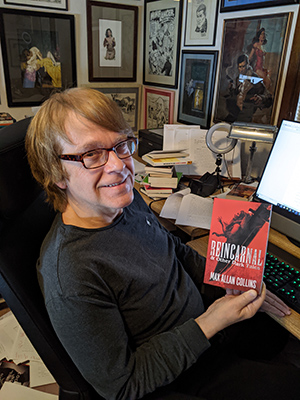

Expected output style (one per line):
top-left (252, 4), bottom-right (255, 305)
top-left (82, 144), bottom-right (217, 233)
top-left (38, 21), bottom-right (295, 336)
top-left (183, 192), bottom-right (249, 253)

top-left (26, 88), bottom-right (299, 400)
top-left (195, 3), bottom-right (207, 36)
top-left (226, 53), bottom-right (273, 123)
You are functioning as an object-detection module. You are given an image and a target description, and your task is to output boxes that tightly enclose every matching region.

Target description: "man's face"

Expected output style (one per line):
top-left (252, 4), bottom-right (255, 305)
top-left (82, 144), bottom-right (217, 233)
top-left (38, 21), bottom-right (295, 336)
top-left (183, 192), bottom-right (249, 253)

top-left (196, 10), bottom-right (205, 26)
top-left (238, 60), bottom-right (247, 75)
top-left (57, 112), bottom-right (135, 222)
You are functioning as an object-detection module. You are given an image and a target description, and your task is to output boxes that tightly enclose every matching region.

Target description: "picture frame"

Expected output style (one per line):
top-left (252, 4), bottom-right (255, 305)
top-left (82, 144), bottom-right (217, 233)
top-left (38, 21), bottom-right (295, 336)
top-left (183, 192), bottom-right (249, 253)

top-left (143, 0), bottom-right (183, 88)
top-left (92, 86), bottom-right (140, 133)
top-left (220, 0), bottom-right (298, 13)
top-left (0, 8), bottom-right (76, 107)
top-left (86, 1), bottom-right (138, 82)
top-left (184, 0), bottom-right (219, 46)
top-left (213, 13), bottom-right (291, 125)
top-left (3, 0), bottom-right (68, 10)
top-left (143, 86), bottom-right (175, 129)
top-left (177, 50), bottom-right (218, 129)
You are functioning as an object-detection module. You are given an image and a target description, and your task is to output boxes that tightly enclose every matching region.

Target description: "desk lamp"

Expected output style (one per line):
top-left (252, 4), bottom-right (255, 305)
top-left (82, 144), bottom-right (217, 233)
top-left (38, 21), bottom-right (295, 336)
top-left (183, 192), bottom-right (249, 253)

top-left (206, 122), bottom-right (277, 184)
top-left (227, 122), bottom-right (277, 183)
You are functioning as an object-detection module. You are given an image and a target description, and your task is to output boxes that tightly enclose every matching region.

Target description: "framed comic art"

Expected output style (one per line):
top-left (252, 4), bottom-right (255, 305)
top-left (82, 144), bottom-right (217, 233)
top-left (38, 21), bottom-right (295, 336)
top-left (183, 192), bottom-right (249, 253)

top-left (220, 0), bottom-right (298, 12)
top-left (87, 1), bottom-right (138, 82)
top-left (92, 86), bottom-right (140, 133)
top-left (184, 0), bottom-right (219, 46)
top-left (0, 8), bottom-right (76, 107)
top-left (178, 51), bottom-right (218, 129)
top-left (213, 13), bottom-right (291, 125)
top-left (3, 0), bottom-right (68, 10)
top-left (143, 0), bottom-right (183, 88)
top-left (143, 86), bottom-right (174, 129)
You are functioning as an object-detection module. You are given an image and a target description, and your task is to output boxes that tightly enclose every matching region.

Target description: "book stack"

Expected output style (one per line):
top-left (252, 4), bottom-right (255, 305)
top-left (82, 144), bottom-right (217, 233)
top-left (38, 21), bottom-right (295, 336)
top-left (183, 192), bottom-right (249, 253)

top-left (142, 149), bottom-right (192, 167)
top-left (140, 165), bottom-right (182, 199)
top-left (0, 112), bottom-right (15, 128)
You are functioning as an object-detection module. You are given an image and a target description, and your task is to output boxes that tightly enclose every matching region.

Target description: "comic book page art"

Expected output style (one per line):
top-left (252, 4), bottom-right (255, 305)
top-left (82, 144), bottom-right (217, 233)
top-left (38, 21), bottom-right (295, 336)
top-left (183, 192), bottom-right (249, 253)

top-left (213, 13), bottom-right (291, 125)
top-left (144, 0), bottom-right (183, 88)
top-left (204, 198), bottom-right (272, 293)
top-left (143, 87), bottom-right (174, 129)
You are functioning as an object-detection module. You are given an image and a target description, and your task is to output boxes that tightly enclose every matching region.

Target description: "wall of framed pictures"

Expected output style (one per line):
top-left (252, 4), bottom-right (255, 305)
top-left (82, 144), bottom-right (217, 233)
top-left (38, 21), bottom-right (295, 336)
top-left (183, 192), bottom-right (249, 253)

top-left (0, 0), bottom-right (298, 129)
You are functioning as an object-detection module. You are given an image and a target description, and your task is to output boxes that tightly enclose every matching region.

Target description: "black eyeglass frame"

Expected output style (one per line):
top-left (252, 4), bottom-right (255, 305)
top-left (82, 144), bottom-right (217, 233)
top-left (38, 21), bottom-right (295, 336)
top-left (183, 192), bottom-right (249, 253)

top-left (59, 137), bottom-right (138, 169)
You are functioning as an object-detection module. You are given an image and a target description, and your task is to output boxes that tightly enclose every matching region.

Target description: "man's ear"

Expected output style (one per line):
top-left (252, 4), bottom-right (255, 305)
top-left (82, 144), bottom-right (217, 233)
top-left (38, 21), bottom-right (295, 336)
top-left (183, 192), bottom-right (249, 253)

top-left (55, 180), bottom-right (67, 190)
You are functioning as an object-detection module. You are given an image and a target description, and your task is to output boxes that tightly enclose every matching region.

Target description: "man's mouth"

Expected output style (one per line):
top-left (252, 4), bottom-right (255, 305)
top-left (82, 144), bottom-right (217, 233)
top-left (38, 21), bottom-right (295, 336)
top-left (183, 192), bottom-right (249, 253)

top-left (102, 177), bottom-right (127, 188)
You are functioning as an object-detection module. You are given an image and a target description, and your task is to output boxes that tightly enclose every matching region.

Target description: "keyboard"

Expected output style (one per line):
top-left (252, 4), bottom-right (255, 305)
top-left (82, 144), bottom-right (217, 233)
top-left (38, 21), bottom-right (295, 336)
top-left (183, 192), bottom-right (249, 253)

top-left (264, 252), bottom-right (300, 314)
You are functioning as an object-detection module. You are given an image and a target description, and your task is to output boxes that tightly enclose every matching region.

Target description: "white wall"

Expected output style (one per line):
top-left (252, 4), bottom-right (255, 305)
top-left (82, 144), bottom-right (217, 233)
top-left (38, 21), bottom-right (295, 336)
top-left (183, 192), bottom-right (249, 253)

top-left (0, 0), bottom-right (298, 125)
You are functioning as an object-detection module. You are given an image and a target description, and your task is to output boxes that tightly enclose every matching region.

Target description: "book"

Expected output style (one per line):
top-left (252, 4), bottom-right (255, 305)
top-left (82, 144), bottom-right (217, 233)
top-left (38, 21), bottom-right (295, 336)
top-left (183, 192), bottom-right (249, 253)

top-left (0, 112), bottom-right (15, 125)
top-left (145, 150), bottom-right (190, 159)
top-left (142, 154), bottom-right (192, 166)
top-left (143, 185), bottom-right (173, 194)
top-left (204, 198), bottom-right (272, 293)
top-left (140, 187), bottom-right (171, 199)
top-left (141, 172), bottom-right (182, 189)
top-left (144, 166), bottom-right (174, 177)
top-left (226, 182), bottom-right (257, 201)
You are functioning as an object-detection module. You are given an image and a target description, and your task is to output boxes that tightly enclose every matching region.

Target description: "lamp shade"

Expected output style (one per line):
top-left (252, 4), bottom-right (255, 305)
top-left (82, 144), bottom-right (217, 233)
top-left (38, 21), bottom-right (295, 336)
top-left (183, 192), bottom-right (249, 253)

top-left (228, 122), bottom-right (277, 143)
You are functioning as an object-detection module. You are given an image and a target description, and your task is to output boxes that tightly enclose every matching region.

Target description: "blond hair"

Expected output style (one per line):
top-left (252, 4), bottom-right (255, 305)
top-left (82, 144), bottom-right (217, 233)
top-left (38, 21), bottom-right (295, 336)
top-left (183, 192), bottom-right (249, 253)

top-left (25, 87), bottom-right (132, 212)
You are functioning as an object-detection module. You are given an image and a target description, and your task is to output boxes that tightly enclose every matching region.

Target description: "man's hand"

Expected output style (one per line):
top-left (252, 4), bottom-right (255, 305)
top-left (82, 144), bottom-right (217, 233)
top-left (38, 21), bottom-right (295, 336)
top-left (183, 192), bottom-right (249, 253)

top-left (196, 285), bottom-right (266, 339)
top-left (226, 284), bottom-right (291, 318)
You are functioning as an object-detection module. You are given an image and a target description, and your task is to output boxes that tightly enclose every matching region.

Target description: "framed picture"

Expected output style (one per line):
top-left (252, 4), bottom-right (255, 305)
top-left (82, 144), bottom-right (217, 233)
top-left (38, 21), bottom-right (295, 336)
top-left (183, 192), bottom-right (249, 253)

top-left (0, 8), bottom-right (76, 107)
top-left (177, 51), bottom-right (218, 129)
top-left (87, 1), bottom-right (138, 82)
top-left (213, 13), bottom-right (291, 125)
top-left (184, 0), bottom-right (219, 46)
top-left (143, 86), bottom-right (175, 129)
top-left (143, 0), bottom-right (183, 88)
top-left (4, 0), bottom-right (68, 10)
top-left (220, 0), bottom-right (298, 12)
top-left (92, 86), bottom-right (140, 133)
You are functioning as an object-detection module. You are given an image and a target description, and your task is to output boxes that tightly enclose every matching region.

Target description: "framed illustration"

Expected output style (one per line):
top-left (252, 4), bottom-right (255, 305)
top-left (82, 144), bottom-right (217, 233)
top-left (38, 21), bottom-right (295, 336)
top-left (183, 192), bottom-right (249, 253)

top-left (177, 51), bottom-right (218, 129)
top-left (143, 0), bottom-right (183, 88)
top-left (213, 13), bottom-right (291, 125)
top-left (143, 86), bottom-right (174, 129)
top-left (87, 1), bottom-right (138, 82)
top-left (220, 0), bottom-right (298, 12)
top-left (4, 0), bottom-right (68, 10)
top-left (93, 86), bottom-right (140, 133)
top-left (184, 0), bottom-right (219, 46)
top-left (0, 8), bottom-right (76, 107)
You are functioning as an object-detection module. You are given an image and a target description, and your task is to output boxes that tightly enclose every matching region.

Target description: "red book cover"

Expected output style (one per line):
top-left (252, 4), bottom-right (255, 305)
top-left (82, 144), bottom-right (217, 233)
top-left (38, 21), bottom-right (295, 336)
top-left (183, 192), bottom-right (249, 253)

top-left (204, 198), bottom-right (272, 293)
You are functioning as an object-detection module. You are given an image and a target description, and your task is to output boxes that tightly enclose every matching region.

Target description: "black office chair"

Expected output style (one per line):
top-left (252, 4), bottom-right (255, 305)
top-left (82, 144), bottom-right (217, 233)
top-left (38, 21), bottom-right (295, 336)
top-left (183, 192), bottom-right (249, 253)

top-left (0, 118), bottom-right (105, 400)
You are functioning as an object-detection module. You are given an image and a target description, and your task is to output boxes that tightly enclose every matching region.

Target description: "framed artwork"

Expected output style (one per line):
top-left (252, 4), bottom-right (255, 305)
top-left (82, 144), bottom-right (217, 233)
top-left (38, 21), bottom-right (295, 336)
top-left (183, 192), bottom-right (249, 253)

top-left (87, 1), bottom-right (138, 82)
top-left (220, 0), bottom-right (298, 12)
top-left (213, 13), bottom-right (291, 125)
top-left (143, 86), bottom-right (175, 129)
top-left (93, 86), bottom-right (140, 133)
top-left (143, 0), bottom-right (183, 88)
top-left (0, 8), bottom-right (76, 107)
top-left (184, 0), bottom-right (219, 46)
top-left (177, 51), bottom-right (218, 129)
top-left (4, 0), bottom-right (68, 10)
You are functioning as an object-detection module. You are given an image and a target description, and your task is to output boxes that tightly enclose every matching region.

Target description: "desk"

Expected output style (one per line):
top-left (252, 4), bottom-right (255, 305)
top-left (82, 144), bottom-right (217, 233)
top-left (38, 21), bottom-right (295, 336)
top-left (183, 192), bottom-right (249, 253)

top-left (186, 233), bottom-right (300, 340)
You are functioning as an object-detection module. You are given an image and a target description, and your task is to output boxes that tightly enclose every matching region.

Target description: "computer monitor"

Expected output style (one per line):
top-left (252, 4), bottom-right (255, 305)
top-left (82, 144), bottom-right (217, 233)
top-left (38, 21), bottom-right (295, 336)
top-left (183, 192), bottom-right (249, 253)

top-left (254, 119), bottom-right (300, 246)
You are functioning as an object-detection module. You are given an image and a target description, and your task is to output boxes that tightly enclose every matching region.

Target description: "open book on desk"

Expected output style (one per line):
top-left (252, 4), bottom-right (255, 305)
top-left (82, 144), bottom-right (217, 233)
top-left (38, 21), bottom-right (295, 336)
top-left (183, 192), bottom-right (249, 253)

top-left (159, 188), bottom-right (214, 230)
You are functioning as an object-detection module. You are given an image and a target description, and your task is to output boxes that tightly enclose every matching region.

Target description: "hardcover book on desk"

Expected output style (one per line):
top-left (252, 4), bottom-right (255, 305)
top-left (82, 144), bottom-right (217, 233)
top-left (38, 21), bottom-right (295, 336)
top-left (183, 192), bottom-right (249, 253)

top-left (204, 198), bottom-right (272, 293)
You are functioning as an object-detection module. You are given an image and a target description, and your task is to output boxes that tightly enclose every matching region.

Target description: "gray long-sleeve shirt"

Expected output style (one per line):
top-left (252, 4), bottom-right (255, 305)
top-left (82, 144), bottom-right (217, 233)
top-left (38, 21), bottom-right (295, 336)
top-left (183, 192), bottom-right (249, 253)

top-left (37, 189), bottom-right (210, 399)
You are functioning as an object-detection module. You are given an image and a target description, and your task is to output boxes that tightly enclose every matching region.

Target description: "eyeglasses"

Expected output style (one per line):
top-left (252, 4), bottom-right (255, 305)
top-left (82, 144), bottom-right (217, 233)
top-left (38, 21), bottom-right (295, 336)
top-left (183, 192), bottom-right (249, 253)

top-left (59, 137), bottom-right (138, 169)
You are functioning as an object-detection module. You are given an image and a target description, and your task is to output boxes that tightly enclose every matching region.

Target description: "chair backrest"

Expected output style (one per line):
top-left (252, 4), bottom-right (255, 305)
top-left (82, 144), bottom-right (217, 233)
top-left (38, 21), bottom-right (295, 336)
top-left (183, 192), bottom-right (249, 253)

top-left (0, 118), bottom-right (104, 400)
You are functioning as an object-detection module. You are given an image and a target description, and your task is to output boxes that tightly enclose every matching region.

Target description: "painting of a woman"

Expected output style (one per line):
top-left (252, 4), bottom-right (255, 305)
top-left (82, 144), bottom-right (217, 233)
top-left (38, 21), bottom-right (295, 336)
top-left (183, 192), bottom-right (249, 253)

top-left (103, 28), bottom-right (116, 60)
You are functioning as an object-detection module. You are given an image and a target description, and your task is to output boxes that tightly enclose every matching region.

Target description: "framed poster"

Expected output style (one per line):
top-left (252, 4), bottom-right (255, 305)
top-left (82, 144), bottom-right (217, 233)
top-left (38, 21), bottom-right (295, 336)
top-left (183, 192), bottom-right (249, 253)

top-left (143, 86), bottom-right (174, 129)
top-left (0, 8), bottom-right (76, 107)
top-left (93, 86), bottom-right (140, 133)
top-left (144, 0), bottom-right (183, 88)
top-left (3, 0), bottom-right (68, 10)
top-left (220, 0), bottom-right (298, 12)
top-left (213, 13), bottom-right (291, 125)
top-left (178, 51), bottom-right (218, 129)
top-left (87, 1), bottom-right (138, 82)
top-left (185, 0), bottom-right (219, 46)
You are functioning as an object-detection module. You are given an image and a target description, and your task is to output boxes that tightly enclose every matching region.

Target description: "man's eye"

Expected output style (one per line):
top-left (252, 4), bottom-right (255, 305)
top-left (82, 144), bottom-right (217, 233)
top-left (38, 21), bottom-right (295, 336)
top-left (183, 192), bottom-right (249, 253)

top-left (85, 150), bottom-right (101, 159)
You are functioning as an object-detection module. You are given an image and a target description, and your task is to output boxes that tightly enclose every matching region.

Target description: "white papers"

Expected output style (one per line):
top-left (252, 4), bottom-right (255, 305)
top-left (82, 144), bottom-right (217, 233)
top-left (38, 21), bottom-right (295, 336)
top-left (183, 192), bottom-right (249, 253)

top-left (163, 125), bottom-right (241, 178)
top-left (0, 382), bottom-right (58, 400)
top-left (0, 312), bottom-right (55, 388)
top-left (160, 188), bottom-right (214, 230)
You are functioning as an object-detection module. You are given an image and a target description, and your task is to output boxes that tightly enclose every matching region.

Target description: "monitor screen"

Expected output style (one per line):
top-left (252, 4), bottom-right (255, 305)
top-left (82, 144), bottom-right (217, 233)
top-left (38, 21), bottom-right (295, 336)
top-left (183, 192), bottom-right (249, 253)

top-left (255, 119), bottom-right (300, 245)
